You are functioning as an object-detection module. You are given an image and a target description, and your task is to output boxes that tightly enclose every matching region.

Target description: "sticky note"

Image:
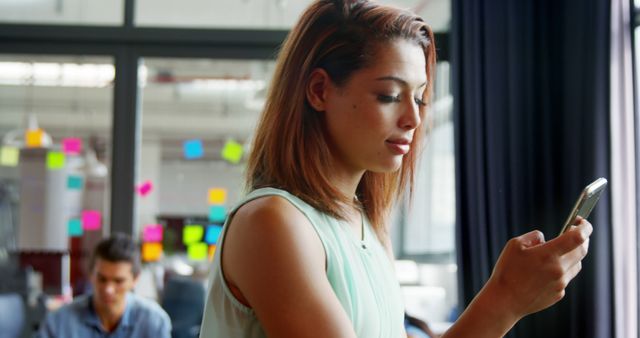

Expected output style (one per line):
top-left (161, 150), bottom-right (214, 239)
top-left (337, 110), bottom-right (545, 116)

top-left (208, 206), bottom-right (226, 223)
top-left (46, 151), bottom-right (65, 170)
top-left (143, 225), bottom-right (163, 242)
top-left (183, 139), bottom-right (204, 160)
top-left (208, 245), bottom-right (217, 261)
top-left (205, 225), bottom-right (223, 244)
top-left (208, 188), bottom-right (227, 205)
top-left (62, 138), bottom-right (82, 155)
top-left (82, 210), bottom-right (101, 230)
top-left (67, 219), bottom-right (83, 237)
top-left (136, 180), bottom-right (153, 197)
top-left (188, 243), bottom-right (208, 260)
top-left (221, 140), bottom-right (243, 164)
top-left (183, 225), bottom-right (204, 245)
top-left (0, 146), bottom-right (19, 167)
top-left (67, 175), bottom-right (83, 190)
top-left (25, 129), bottom-right (44, 148)
top-left (142, 242), bottom-right (163, 262)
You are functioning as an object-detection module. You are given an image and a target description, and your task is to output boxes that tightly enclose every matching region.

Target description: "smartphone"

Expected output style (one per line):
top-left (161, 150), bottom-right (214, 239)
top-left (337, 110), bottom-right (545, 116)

top-left (558, 178), bottom-right (608, 235)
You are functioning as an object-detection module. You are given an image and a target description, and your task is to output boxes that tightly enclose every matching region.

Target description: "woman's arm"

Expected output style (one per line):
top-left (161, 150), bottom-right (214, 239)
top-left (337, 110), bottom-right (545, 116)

top-left (222, 196), bottom-right (358, 338)
top-left (442, 220), bottom-right (592, 338)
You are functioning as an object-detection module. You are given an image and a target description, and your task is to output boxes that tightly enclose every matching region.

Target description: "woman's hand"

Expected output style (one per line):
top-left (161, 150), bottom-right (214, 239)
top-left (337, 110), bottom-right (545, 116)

top-left (486, 218), bottom-right (593, 320)
top-left (441, 218), bottom-right (593, 338)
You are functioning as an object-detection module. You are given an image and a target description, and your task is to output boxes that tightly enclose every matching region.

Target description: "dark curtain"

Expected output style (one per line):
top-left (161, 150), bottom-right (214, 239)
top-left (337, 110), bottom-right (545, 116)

top-left (451, 0), bottom-right (613, 337)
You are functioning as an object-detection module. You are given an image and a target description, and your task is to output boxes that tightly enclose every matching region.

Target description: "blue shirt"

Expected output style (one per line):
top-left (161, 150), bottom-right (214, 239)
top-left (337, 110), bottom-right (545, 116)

top-left (38, 293), bottom-right (171, 338)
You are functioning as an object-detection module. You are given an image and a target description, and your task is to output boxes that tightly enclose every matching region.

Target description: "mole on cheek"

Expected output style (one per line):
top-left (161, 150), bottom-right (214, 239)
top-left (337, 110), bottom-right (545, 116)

top-left (352, 104), bottom-right (357, 109)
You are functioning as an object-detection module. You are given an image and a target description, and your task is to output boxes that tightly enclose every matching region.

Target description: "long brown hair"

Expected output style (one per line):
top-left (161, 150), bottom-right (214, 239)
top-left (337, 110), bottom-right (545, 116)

top-left (246, 0), bottom-right (437, 239)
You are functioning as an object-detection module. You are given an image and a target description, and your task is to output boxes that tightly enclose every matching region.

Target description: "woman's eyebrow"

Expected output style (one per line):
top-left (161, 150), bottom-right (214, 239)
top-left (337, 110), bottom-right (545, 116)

top-left (375, 75), bottom-right (427, 88)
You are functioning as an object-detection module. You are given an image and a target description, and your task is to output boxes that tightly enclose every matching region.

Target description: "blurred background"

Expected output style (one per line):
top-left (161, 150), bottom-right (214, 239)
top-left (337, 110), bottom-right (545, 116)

top-left (1, 0), bottom-right (639, 338)
top-left (0, 1), bottom-right (457, 337)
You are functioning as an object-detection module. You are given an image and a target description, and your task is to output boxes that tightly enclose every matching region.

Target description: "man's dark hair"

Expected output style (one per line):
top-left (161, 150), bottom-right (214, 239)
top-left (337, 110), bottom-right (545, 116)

top-left (90, 233), bottom-right (141, 277)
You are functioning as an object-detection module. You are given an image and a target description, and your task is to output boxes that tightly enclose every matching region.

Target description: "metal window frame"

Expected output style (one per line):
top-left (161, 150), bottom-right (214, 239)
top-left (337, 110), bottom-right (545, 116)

top-left (631, 2), bottom-right (640, 337)
top-left (0, 0), bottom-right (449, 236)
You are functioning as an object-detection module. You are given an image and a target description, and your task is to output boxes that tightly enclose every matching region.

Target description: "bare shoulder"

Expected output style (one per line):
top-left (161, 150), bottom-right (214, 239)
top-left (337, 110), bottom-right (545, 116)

top-left (222, 195), bottom-right (325, 290)
top-left (221, 195), bottom-right (355, 337)
top-left (224, 195), bottom-right (319, 252)
top-left (231, 195), bottom-right (309, 230)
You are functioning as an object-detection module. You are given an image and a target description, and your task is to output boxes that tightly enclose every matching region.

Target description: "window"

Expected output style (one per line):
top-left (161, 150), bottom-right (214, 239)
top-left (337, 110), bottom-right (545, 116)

top-left (135, 58), bottom-right (274, 270)
top-left (0, 0), bottom-right (454, 335)
top-left (391, 61), bottom-right (457, 329)
top-left (0, 0), bottom-right (123, 26)
top-left (0, 54), bottom-right (113, 295)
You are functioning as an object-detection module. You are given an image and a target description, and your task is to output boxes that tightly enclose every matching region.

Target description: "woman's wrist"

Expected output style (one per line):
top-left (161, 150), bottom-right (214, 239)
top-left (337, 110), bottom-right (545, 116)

top-left (443, 279), bottom-right (521, 338)
top-left (476, 278), bottom-right (522, 328)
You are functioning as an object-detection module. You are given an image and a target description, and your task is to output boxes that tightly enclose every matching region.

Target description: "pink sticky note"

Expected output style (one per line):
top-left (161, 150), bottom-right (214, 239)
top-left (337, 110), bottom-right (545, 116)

top-left (143, 225), bottom-right (163, 242)
top-left (82, 210), bottom-right (102, 231)
top-left (62, 138), bottom-right (82, 155)
top-left (136, 180), bottom-right (153, 197)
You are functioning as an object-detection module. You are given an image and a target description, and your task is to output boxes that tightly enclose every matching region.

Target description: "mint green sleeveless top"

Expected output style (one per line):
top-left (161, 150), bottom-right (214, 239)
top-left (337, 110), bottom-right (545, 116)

top-left (199, 188), bottom-right (405, 338)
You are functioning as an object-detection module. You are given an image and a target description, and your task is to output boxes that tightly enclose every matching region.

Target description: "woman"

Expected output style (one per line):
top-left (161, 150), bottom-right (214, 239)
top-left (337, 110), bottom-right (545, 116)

top-left (199, 1), bottom-right (592, 337)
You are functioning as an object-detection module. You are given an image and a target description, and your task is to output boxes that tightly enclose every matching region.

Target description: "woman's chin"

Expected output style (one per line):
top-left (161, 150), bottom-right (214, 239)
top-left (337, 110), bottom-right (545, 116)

top-left (368, 159), bottom-right (403, 173)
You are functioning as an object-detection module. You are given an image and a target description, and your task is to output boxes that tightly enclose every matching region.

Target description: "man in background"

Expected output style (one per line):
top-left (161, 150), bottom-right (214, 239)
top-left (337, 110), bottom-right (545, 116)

top-left (38, 233), bottom-right (171, 338)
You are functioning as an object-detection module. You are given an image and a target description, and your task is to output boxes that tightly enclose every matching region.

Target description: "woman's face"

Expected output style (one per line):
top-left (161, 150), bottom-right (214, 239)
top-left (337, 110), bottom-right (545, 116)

top-left (322, 38), bottom-right (427, 175)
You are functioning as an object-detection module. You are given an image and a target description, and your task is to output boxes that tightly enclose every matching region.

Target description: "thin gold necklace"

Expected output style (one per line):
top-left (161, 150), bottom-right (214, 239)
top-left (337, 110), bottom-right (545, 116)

top-left (354, 196), bottom-right (366, 247)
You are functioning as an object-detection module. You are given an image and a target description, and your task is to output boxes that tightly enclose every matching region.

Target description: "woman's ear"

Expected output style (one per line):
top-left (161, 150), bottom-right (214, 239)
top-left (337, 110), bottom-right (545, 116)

top-left (306, 68), bottom-right (331, 112)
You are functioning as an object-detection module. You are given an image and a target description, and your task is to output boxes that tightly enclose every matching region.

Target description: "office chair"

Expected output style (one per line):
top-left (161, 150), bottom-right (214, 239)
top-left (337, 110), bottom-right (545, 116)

top-left (0, 293), bottom-right (25, 338)
top-left (161, 276), bottom-right (206, 338)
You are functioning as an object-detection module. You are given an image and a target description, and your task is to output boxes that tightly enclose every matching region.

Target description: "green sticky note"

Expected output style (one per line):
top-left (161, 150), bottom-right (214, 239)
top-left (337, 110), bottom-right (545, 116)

top-left (67, 175), bottom-right (83, 190)
top-left (68, 219), bottom-right (83, 237)
top-left (47, 151), bottom-right (65, 170)
top-left (221, 140), bottom-right (243, 164)
top-left (188, 242), bottom-right (208, 260)
top-left (183, 225), bottom-right (204, 245)
top-left (0, 146), bottom-right (19, 167)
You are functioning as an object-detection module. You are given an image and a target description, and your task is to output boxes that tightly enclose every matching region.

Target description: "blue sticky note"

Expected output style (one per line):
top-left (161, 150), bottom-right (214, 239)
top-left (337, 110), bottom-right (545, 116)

top-left (68, 219), bottom-right (83, 237)
top-left (67, 175), bottom-right (83, 190)
top-left (205, 225), bottom-right (223, 244)
top-left (208, 206), bottom-right (226, 223)
top-left (183, 139), bottom-right (204, 160)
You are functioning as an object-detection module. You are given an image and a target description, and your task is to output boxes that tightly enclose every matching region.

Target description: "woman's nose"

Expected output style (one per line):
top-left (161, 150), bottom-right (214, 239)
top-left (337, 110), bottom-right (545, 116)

top-left (399, 101), bottom-right (421, 130)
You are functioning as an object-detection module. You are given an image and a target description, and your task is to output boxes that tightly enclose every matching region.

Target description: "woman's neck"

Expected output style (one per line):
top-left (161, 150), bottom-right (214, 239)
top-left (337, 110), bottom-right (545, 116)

top-left (329, 165), bottom-right (365, 201)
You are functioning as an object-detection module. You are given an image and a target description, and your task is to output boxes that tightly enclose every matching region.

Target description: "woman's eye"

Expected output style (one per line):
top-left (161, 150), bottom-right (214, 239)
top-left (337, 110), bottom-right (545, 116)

top-left (414, 97), bottom-right (427, 107)
top-left (377, 94), bottom-right (400, 103)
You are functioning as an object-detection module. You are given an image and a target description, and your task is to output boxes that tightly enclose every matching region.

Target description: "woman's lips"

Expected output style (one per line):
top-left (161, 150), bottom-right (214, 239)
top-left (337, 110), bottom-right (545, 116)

top-left (385, 139), bottom-right (411, 155)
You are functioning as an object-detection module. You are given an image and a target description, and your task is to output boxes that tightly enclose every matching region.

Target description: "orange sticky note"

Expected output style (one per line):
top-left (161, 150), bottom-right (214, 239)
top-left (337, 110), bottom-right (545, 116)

top-left (142, 242), bottom-right (163, 262)
top-left (25, 129), bottom-right (44, 148)
top-left (208, 188), bottom-right (227, 205)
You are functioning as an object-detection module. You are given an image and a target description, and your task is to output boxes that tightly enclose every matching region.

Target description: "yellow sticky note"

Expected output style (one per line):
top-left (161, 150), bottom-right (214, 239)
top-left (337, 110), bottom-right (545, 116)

top-left (188, 243), bottom-right (208, 261)
top-left (142, 242), bottom-right (163, 262)
top-left (25, 129), bottom-right (44, 148)
top-left (47, 151), bottom-right (65, 170)
top-left (221, 140), bottom-right (244, 164)
top-left (183, 225), bottom-right (204, 245)
top-left (0, 146), bottom-right (19, 167)
top-left (208, 188), bottom-right (227, 205)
